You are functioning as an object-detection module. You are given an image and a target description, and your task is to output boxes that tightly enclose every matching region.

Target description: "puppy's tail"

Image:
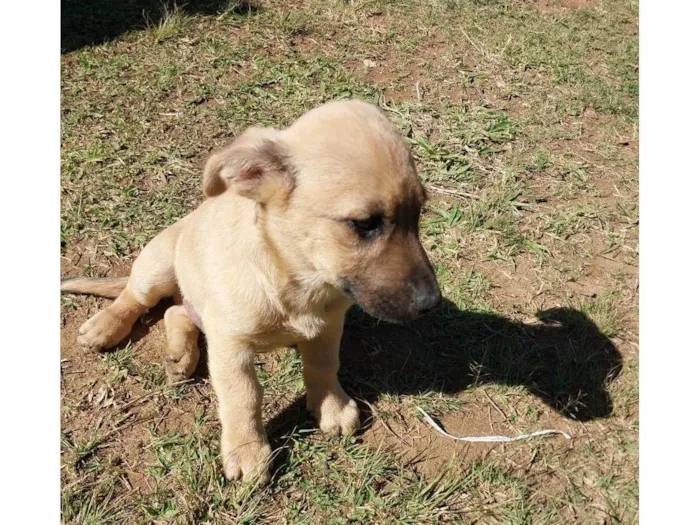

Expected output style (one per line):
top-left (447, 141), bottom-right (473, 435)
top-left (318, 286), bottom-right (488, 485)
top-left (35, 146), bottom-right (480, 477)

top-left (60, 277), bottom-right (128, 298)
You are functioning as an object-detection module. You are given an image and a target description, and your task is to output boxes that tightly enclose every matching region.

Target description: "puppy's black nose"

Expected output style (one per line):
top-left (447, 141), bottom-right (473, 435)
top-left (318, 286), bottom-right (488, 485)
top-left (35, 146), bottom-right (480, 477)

top-left (413, 278), bottom-right (441, 315)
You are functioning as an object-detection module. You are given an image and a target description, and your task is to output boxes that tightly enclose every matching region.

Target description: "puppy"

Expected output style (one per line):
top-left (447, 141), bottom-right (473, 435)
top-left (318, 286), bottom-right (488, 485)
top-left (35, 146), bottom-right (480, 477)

top-left (61, 100), bottom-right (441, 483)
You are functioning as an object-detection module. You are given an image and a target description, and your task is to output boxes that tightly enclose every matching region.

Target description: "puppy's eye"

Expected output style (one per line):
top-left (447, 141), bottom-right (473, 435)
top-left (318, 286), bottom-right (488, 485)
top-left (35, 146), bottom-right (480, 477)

top-left (348, 215), bottom-right (383, 238)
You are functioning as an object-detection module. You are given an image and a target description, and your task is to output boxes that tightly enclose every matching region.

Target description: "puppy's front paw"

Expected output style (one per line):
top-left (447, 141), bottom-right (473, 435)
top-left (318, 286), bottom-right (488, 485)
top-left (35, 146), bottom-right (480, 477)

top-left (221, 439), bottom-right (272, 484)
top-left (78, 309), bottom-right (132, 352)
top-left (309, 390), bottom-right (361, 436)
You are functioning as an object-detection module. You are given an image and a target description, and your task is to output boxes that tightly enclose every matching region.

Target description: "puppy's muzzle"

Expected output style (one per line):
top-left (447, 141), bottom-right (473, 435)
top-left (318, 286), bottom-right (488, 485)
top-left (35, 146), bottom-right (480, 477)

top-left (342, 266), bottom-right (441, 324)
top-left (410, 272), bottom-right (441, 316)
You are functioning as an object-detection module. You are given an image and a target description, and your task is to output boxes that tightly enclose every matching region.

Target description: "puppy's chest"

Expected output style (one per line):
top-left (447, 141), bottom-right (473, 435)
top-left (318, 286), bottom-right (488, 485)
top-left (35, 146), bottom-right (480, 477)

top-left (282, 311), bottom-right (327, 341)
top-left (258, 285), bottom-right (342, 347)
top-left (250, 310), bottom-right (326, 351)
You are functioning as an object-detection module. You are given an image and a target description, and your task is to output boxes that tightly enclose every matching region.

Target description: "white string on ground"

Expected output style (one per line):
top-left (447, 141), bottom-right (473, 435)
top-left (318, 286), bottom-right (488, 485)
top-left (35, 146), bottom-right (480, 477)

top-left (416, 407), bottom-right (573, 443)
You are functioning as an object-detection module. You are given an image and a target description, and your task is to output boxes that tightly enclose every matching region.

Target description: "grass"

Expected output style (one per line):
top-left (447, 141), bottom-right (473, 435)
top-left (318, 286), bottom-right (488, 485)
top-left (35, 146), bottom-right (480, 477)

top-left (151, 4), bottom-right (188, 43)
top-left (61, 0), bottom-right (638, 523)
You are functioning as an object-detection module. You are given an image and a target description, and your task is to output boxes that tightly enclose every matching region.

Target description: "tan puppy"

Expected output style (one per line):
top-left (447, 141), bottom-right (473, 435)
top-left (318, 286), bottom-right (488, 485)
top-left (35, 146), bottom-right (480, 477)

top-left (61, 100), bottom-right (441, 483)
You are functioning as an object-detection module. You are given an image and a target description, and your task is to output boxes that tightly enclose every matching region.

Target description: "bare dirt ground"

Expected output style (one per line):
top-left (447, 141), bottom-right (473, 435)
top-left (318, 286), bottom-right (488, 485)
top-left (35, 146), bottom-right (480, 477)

top-left (61, 1), bottom-right (638, 522)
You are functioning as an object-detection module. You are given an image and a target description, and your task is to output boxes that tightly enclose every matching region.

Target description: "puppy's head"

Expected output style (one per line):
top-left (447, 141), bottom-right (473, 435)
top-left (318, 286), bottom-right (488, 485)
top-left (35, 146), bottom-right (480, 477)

top-left (203, 100), bottom-right (441, 323)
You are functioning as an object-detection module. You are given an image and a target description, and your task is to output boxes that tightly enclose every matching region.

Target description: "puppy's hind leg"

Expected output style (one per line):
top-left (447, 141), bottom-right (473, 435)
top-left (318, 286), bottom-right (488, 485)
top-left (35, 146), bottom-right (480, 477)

top-left (78, 225), bottom-right (180, 352)
top-left (163, 304), bottom-right (201, 382)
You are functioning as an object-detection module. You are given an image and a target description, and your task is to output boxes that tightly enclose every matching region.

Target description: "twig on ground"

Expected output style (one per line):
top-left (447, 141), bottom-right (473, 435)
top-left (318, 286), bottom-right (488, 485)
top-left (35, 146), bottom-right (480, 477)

top-left (118, 378), bottom-right (193, 413)
top-left (483, 389), bottom-right (517, 432)
top-left (426, 183), bottom-right (481, 201)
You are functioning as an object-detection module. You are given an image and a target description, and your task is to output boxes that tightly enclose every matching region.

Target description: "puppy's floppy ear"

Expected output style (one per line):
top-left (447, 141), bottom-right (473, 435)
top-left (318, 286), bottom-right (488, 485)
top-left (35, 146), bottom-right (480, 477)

top-left (203, 127), bottom-right (295, 202)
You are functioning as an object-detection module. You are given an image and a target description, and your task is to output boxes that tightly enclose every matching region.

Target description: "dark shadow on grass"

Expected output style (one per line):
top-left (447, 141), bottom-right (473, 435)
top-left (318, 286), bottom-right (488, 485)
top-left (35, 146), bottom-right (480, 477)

top-left (107, 295), bottom-right (621, 474)
top-left (61, 0), bottom-right (259, 53)
top-left (265, 298), bottom-right (622, 452)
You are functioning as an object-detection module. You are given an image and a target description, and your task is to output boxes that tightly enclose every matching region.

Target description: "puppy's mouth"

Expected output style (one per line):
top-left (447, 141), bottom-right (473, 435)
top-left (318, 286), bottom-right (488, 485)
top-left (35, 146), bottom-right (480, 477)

top-left (340, 282), bottom-right (357, 301)
top-left (338, 279), bottom-right (422, 324)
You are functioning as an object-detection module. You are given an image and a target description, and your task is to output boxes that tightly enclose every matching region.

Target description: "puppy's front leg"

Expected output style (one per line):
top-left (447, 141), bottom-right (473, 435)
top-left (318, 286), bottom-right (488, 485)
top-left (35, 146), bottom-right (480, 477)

top-left (299, 313), bottom-right (360, 436)
top-left (208, 331), bottom-right (272, 483)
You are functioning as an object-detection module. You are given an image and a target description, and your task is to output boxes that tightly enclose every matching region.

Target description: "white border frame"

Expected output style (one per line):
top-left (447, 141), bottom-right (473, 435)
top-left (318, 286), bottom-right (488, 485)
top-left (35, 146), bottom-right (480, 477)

top-left (1, 2), bottom-right (61, 522)
top-left (640, 0), bottom-right (700, 523)
top-left (2, 0), bottom-right (699, 522)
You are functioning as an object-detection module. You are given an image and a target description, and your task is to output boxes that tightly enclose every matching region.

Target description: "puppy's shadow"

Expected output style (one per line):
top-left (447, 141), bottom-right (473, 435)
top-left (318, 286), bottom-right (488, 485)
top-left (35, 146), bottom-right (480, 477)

top-left (265, 299), bottom-right (623, 454)
top-left (120, 296), bottom-right (622, 475)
